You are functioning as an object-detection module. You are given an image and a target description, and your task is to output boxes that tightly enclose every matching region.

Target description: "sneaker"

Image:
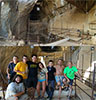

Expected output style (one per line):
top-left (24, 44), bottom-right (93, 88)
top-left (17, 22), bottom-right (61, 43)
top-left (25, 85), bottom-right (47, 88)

top-left (67, 96), bottom-right (71, 100)
top-left (64, 87), bottom-right (69, 91)
top-left (37, 96), bottom-right (41, 100)
top-left (47, 96), bottom-right (49, 99)
top-left (41, 96), bottom-right (45, 100)
top-left (49, 97), bottom-right (52, 100)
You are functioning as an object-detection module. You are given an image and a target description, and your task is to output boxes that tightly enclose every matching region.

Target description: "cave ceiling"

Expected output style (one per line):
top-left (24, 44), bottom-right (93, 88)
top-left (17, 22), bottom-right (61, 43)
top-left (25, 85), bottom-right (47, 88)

top-left (3, 0), bottom-right (96, 19)
top-left (66, 0), bottom-right (96, 12)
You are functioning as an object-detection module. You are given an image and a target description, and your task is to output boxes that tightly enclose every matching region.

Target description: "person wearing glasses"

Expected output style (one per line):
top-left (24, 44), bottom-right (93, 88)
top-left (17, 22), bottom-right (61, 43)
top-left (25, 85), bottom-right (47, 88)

top-left (14, 55), bottom-right (28, 83)
top-left (7, 56), bottom-right (18, 84)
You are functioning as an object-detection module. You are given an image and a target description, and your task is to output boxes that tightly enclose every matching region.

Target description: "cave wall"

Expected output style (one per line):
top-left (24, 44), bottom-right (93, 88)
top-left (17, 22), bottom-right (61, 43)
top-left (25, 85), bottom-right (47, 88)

top-left (13, 15), bottom-right (28, 40)
top-left (1, 0), bottom-right (19, 38)
top-left (87, 5), bottom-right (96, 35)
top-left (0, 46), bottom-right (39, 73)
top-left (48, 3), bottom-right (96, 35)
top-left (0, 46), bottom-right (70, 74)
top-left (1, 2), bottom-right (10, 37)
top-left (49, 8), bottom-right (86, 30)
top-left (0, 0), bottom-right (37, 39)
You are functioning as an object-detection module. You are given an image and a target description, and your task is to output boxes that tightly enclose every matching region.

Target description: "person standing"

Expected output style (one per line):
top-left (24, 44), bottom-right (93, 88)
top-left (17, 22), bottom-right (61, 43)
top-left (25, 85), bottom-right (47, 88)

top-left (26, 54), bottom-right (38, 100)
top-left (6, 56), bottom-right (18, 84)
top-left (14, 55), bottom-right (28, 81)
top-left (37, 62), bottom-right (48, 100)
top-left (64, 61), bottom-right (82, 99)
top-left (55, 59), bottom-right (66, 100)
top-left (47, 60), bottom-right (56, 100)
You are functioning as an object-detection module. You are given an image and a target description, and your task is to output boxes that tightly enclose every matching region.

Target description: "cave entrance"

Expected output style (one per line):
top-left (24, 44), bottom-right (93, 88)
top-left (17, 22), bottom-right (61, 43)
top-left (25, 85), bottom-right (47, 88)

top-left (29, 0), bottom-right (45, 21)
top-left (30, 4), bottom-right (41, 20)
top-left (27, 1), bottom-right (48, 43)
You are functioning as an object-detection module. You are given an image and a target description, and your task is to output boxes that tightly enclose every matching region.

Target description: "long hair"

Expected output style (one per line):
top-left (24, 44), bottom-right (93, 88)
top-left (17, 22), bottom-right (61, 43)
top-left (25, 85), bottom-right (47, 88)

top-left (38, 62), bottom-right (45, 72)
top-left (13, 74), bottom-right (23, 83)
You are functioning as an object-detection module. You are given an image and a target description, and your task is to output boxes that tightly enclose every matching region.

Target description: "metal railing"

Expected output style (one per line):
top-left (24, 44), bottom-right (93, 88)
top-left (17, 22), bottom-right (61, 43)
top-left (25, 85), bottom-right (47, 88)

top-left (74, 63), bottom-right (96, 100)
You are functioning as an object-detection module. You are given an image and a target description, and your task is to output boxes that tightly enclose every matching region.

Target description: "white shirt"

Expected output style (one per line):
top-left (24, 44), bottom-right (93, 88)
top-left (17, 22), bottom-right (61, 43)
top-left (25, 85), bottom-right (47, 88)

top-left (5, 82), bottom-right (25, 99)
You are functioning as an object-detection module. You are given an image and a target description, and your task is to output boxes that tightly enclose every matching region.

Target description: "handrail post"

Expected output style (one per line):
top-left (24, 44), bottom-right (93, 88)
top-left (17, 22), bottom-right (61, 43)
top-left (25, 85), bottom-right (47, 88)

top-left (91, 63), bottom-right (96, 100)
top-left (75, 76), bottom-right (76, 98)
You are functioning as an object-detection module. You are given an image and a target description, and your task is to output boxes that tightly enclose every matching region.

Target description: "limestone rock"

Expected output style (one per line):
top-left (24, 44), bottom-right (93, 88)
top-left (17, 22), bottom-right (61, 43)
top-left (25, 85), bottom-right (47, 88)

top-left (17, 39), bottom-right (25, 46)
top-left (1, 0), bottom-right (37, 38)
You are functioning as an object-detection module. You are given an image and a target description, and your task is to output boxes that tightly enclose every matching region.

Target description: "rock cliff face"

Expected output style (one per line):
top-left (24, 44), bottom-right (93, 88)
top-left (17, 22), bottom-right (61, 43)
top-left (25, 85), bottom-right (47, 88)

top-left (1, 0), bottom-right (55, 44)
top-left (1, 0), bottom-right (37, 38)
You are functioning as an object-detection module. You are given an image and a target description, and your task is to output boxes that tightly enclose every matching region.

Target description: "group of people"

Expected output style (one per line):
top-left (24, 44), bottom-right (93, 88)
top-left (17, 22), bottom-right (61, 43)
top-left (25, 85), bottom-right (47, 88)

top-left (5, 54), bottom-right (81, 100)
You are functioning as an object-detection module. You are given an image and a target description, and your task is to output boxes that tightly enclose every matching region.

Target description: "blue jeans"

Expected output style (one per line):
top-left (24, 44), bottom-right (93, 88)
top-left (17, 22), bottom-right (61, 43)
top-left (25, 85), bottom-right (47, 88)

top-left (46, 80), bottom-right (55, 99)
